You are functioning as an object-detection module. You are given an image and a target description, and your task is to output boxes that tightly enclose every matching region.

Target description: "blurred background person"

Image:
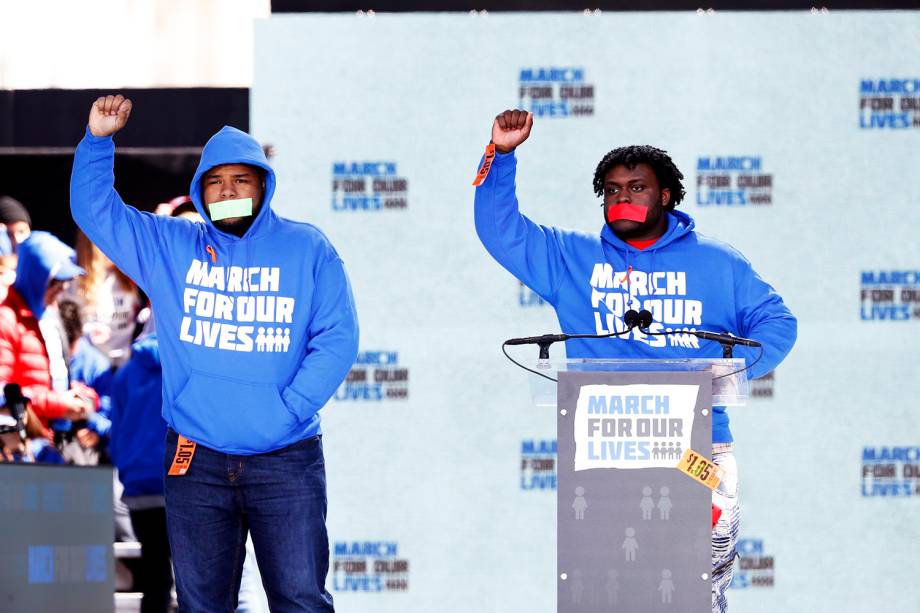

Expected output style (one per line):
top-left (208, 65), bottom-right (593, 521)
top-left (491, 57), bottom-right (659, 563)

top-left (59, 298), bottom-right (114, 457)
top-left (71, 228), bottom-right (143, 367)
top-left (154, 194), bottom-right (197, 218)
top-left (110, 333), bottom-right (171, 613)
top-left (0, 195), bottom-right (33, 254)
top-left (0, 231), bottom-right (95, 432)
top-left (0, 230), bottom-right (16, 303)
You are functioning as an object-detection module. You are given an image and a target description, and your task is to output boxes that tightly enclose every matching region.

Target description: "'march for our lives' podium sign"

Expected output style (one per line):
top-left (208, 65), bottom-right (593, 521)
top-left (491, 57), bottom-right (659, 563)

top-left (556, 370), bottom-right (713, 612)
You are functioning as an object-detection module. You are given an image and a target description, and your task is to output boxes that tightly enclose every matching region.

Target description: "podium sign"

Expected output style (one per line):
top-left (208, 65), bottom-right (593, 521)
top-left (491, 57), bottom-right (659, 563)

top-left (557, 370), bottom-right (713, 612)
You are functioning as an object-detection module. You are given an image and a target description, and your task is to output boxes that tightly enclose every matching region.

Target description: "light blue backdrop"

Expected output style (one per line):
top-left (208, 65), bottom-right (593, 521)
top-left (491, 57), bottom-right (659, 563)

top-left (253, 11), bottom-right (920, 612)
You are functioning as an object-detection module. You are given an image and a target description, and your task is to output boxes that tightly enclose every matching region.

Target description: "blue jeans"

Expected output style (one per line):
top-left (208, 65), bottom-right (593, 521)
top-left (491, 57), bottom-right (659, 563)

top-left (164, 429), bottom-right (334, 613)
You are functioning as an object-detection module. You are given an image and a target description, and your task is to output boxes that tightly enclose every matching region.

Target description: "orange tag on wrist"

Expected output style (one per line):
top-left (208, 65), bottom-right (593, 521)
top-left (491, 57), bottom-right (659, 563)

top-left (471, 143), bottom-right (497, 187)
top-left (677, 448), bottom-right (724, 490)
top-left (168, 435), bottom-right (197, 476)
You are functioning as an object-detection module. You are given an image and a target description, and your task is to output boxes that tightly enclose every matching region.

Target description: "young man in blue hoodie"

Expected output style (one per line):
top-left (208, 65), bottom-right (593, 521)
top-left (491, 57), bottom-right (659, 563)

top-left (71, 94), bottom-right (359, 612)
top-left (475, 110), bottom-right (796, 612)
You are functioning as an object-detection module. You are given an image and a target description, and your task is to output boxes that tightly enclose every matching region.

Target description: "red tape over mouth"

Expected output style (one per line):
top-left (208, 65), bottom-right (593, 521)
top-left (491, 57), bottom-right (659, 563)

top-left (606, 202), bottom-right (648, 223)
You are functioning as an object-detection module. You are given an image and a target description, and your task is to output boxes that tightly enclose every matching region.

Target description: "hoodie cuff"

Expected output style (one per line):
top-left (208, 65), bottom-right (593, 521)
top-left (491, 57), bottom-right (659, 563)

top-left (491, 148), bottom-right (516, 179)
top-left (83, 125), bottom-right (114, 144)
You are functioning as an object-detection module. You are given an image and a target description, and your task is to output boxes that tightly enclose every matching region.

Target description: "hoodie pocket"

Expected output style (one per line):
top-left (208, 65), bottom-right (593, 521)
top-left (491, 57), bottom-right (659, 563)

top-left (173, 369), bottom-right (296, 453)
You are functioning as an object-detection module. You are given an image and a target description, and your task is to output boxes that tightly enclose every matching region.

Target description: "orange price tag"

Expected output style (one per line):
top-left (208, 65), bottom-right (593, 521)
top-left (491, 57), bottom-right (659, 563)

top-left (677, 448), bottom-right (724, 490)
top-left (471, 143), bottom-right (497, 187)
top-left (168, 435), bottom-right (198, 476)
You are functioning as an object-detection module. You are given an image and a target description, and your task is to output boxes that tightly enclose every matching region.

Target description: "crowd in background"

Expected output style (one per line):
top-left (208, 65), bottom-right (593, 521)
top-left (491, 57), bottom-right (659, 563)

top-left (0, 193), bottom-right (195, 465)
top-left (0, 193), bottom-right (269, 612)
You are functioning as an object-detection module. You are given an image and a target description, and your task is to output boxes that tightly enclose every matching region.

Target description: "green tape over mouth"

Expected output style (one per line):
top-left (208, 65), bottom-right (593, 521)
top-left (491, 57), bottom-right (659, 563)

top-left (209, 197), bottom-right (253, 221)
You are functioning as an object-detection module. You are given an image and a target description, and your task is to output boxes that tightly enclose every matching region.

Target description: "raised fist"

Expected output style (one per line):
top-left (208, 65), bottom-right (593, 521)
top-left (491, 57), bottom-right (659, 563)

top-left (491, 109), bottom-right (533, 154)
top-left (88, 94), bottom-right (132, 137)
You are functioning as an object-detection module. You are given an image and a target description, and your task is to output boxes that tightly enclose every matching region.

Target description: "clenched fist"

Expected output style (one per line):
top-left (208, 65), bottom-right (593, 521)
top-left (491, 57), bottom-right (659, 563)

top-left (88, 94), bottom-right (132, 137)
top-left (491, 109), bottom-right (533, 154)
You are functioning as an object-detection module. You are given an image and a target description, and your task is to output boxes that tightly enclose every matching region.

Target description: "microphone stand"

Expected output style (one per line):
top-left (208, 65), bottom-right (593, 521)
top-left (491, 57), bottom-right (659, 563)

top-left (502, 311), bottom-right (764, 383)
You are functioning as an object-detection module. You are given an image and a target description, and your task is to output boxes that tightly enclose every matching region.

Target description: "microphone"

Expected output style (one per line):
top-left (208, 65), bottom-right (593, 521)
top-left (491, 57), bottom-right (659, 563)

top-left (623, 310), bottom-right (639, 329)
top-left (504, 308), bottom-right (662, 365)
top-left (501, 311), bottom-right (765, 384)
top-left (692, 330), bottom-right (761, 348)
top-left (507, 310), bottom-right (649, 347)
top-left (1, 384), bottom-right (27, 439)
top-left (503, 333), bottom-right (569, 346)
top-left (638, 310), bottom-right (653, 329)
top-left (624, 309), bottom-right (654, 330)
top-left (633, 311), bottom-right (761, 347)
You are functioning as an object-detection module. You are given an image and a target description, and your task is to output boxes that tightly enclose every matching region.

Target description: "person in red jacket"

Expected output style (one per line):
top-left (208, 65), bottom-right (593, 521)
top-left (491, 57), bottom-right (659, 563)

top-left (0, 232), bottom-right (95, 433)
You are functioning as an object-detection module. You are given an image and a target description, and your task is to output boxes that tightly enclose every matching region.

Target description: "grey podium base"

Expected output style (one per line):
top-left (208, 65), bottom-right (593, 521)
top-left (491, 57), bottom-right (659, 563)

top-left (556, 371), bottom-right (713, 613)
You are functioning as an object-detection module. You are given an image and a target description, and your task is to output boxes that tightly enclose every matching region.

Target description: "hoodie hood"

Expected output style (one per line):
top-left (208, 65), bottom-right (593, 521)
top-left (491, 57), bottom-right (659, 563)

top-left (130, 334), bottom-right (160, 370)
top-left (600, 209), bottom-right (696, 253)
top-left (189, 126), bottom-right (276, 241)
top-left (13, 231), bottom-right (85, 319)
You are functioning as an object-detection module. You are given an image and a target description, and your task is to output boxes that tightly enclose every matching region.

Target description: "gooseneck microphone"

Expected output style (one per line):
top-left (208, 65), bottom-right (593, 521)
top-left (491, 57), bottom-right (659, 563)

top-left (502, 310), bottom-right (765, 382)
top-left (630, 312), bottom-right (761, 348)
top-left (505, 309), bottom-right (760, 349)
top-left (691, 330), bottom-right (761, 348)
top-left (504, 309), bottom-right (650, 350)
top-left (503, 333), bottom-right (568, 346)
top-left (502, 309), bottom-right (651, 378)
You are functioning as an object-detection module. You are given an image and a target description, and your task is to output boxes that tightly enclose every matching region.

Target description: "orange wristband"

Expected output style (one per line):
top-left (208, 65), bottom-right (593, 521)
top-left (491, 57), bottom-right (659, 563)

top-left (471, 143), bottom-right (497, 187)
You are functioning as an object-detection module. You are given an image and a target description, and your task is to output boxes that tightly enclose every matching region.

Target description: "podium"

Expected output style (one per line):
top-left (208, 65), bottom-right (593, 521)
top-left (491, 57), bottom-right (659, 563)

top-left (529, 358), bottom-right (748, 612)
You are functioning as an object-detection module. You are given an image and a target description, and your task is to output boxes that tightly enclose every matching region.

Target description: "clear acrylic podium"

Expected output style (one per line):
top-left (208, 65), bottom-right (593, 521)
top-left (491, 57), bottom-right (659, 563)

top-left (530, 358), bottom-right (748, 612)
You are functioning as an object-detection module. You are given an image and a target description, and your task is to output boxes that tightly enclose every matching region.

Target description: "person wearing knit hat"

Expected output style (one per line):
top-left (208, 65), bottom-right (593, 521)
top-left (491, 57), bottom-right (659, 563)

top-left (0, 196), bottom-right (33, 253)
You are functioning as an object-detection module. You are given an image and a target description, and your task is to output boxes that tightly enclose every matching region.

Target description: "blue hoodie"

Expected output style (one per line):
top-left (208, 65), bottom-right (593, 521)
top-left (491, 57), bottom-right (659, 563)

top-left (71, 126), bottom-right (360, 454)
top-left (474, 152), bottom-right (797, 443)
top-left (109, 335), bottom-right (164, 498)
